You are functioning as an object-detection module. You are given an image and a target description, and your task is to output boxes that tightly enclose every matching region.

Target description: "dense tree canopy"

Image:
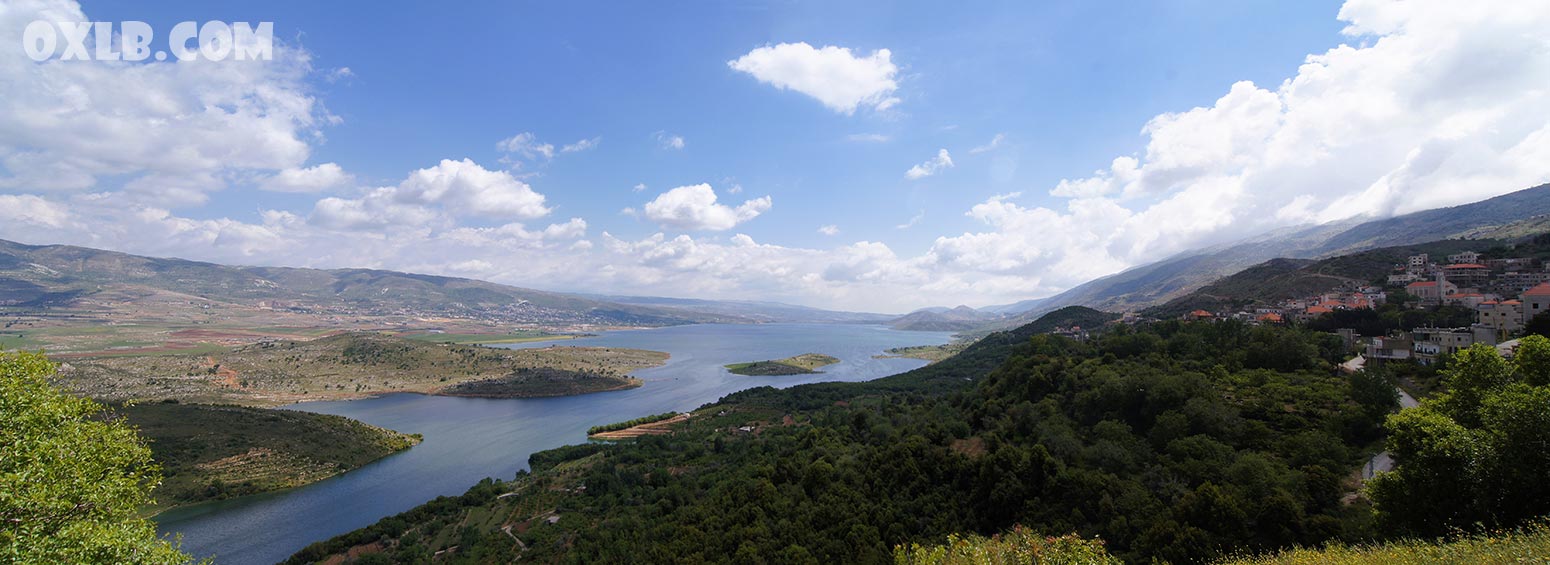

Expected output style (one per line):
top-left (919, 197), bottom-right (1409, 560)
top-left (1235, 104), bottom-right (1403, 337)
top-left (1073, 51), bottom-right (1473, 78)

top-left (1369, 335), bottom-right (1550, 537)
top-left (0, 351), bottom-right (189, 564)
top-left (292, 321), bottom-right (1394, 564)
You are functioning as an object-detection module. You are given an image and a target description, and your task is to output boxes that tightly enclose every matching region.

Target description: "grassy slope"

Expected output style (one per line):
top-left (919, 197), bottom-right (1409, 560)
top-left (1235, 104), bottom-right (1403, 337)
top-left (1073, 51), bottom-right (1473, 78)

top-left (114, 402), bottom-right (420, 512)
top-left (725, 353), bottom-right (840, 375)
top-left (56, 332), bottom-right (667, 406)
top-left (1220, 522), bottom-right (1550, 565)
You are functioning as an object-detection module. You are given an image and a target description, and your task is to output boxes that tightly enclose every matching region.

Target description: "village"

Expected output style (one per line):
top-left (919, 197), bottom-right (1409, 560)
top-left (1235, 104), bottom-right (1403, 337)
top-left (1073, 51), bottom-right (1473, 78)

top-left (1182, 249), bottom-right (1550, 366)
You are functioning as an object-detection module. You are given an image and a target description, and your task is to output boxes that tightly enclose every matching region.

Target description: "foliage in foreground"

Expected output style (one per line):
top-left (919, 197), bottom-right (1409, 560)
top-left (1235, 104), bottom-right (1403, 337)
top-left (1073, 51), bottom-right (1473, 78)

top-left (894, 526), bottom-right (1122, 565)
top-left (1368, 335), bottom-right (1550, 536)
top-left (0, 350), bottom-right (190, 564)
top-left (1219, 520), bottom-right (1550, 565)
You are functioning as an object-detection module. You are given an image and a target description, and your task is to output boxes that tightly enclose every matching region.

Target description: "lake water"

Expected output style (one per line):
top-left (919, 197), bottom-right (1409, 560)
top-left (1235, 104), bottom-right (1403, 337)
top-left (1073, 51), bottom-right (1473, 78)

top-left (153, 323), bottom-right (951, 564)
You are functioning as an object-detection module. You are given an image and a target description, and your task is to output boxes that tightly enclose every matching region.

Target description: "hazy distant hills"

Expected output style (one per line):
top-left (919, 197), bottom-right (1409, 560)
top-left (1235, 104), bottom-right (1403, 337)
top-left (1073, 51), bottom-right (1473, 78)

top-left (579, 295), bottom-right (895, 324)
top-left (0, 239), bottom-right (737, 327)
top-left (1006, 183), bottom-right (1550, 318)
top-left (889, 305), bottom-right (1003, 331)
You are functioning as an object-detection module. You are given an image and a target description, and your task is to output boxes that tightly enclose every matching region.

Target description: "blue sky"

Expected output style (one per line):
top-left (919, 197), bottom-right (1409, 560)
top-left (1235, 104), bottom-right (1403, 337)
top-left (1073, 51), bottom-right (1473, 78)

top-left (2, 0), bottom-right (1547, 312)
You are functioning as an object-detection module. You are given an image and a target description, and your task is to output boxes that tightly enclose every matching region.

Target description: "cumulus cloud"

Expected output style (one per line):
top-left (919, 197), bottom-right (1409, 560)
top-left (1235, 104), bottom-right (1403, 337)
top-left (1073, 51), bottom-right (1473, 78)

top-left (259, 163), bottom-right (355, 193)
top-left (818, 224), bottom-right (840, 236)
top-left (0, 0), bottom-right (324, 204)
top-left (905, 149), bottom-right (954, 179)
top-left (640, 184), bottom-right (771, 231)
top-left (308, 158), bottom-right (550, 229)
top-left (3, 0), bottom-right (1547, 315)
top-left (632, 183), bottom-right (648, 192)
top-left (728, 42), bottom-right (901, 114)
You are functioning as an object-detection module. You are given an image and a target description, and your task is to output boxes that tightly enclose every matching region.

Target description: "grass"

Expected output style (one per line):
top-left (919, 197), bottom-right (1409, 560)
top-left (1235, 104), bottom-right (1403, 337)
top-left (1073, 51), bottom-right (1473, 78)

top-left (1219, 521), bottom-right (1550, 565)
top-left (725, 353), bottom-right (840, 376)
top-left (895, 526), bottom-right (1122, 565)
top-left (112, 401), bottom-right (420, 513)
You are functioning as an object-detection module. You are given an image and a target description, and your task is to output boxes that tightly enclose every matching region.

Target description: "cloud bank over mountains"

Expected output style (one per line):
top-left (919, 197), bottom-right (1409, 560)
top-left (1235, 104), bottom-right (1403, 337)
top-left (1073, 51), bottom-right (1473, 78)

top-left (0, 0), bottom-right (1545, 312)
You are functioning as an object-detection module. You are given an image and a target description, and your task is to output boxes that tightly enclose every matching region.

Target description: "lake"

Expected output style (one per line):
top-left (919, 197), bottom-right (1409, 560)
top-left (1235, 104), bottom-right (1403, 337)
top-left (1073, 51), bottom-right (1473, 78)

top-left (153, 323), bottom-right (952, 564)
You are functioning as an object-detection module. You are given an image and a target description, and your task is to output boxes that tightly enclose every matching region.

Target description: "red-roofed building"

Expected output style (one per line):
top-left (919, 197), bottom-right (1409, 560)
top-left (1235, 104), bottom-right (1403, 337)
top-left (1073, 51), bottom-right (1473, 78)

top-left (1406, 280), bottom-right (1457, 305)
top-left (1257, 312), bottom-right (1284, 324)
top-left (1187, 309), bottom-right (1214, 321)
top-left (1524, 283), bottom-right (1550, 322)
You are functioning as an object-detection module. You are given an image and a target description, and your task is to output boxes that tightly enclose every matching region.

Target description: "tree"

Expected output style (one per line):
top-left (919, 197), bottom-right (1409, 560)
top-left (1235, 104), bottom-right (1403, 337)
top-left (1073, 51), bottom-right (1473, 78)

top-left (0, 351), bottom-right (191, 564)
top-left (1370, 337), bottom-right (1550, 536)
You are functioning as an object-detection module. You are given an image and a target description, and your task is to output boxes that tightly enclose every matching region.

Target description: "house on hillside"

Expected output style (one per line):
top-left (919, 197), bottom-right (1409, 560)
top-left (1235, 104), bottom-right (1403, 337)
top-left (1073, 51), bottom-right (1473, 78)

top-left (1186, 309), bottom-right (1214, 321)
top-left (1477, 299), bottom-right (1525, 341)
top-left (1256, 312), bottom-right (1284, 325)
top-left (1411, 327), bottom-right (1475, 364)
top-left (1523, 283), bottom-right (1550, 323)
top-left (1406, 280), bottom-right (1457, 306)
top-left (1366, 335), bottom-right (1414, 363)
top-left (1443, 263), bottom-right (1491, 289)
top-left (1447, 251), bottom-right (1481, 264)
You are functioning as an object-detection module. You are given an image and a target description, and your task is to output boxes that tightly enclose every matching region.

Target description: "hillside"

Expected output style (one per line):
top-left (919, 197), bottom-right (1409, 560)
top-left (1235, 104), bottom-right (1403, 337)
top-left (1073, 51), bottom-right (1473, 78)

top-left (286, 315), bottom-right (1386, 564)
top-left (1143, 238), bottom-right (1525, 318)
top-left (0, 238), bottom-right (732, 328)
top-left (56, 332), bottom-right (667, 406)
top-left (1008, 183), bottom-right (1550, 317)
top-left (891, 305), bottom-right (1002, 331)
top-left (114, 402), bottom-right (420, 512)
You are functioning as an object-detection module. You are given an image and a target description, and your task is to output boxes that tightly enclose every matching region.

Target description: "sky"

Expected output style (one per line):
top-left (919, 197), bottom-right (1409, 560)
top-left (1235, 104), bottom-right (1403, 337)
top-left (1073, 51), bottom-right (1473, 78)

top-left (0, 0), bottom-right (1547, 313)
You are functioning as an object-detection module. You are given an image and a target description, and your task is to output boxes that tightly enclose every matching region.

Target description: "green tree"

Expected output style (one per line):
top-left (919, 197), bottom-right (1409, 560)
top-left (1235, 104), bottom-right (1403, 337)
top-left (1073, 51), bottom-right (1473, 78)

top-left (1370, 337), bottom-right (1550, 536)
top-left (0, 351), bottom-right (191, 564)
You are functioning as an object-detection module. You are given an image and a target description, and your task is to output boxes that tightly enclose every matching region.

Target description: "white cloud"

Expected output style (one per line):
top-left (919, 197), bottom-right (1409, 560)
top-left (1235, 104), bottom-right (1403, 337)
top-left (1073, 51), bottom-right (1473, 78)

top-left (969, 133), bottom-right (1006, 154)
top-left (905, 149), bottom-right (954, 180)
top-left (325, 67), bottom-right (354, 83)
top-left (847, 133), bottom-right (891, 143)
top-left (561, 137), bottom-right (601, 153)
top-left (495, 132), bottom-right (555, 160)
top-left (656, 131), bottom-right (686, 150)
top-left (818, 224), bottom-right (840, 236)
top-left (308, 158), bottom-right (550, 229)
top-left (632, 183), bottom-right (648, 192)
top-left (896, 210), bottom-right (925, 230)
top-left (259, 163), bottom-right (355, 193)
top-left (2, 0), bottom-right (1547, 315)
top-left (640, 184), bottom-right (771, 231)
top-left (728, 42), bottom-right (901, 115)
top-left (0, 0), bottom-right (323, 204)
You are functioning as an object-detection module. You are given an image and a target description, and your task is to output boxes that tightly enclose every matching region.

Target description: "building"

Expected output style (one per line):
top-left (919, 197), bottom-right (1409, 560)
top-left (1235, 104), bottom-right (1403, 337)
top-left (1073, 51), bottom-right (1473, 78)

top-left (1366, 335), bottom-right (1414, 362)
top-left (1498, 271), bottom-right (1550, 294)
top-left (1524, 283), bottom-right (1550, 323)
top-left (1407, 254), bottom-right (1430, 275)
top-left (1256, 312), bottom-right (1284, 324)
top-left (1443, 263), bottom-right (1490, 289)
top-left (1187, 309), bottom-right (1214, 321)
top-left (1447, 251), bottom-right (1481, 264)
top-left (1411, 327), bottom-right (1474, 364)
top-left (1444, 292), bottom-right (1493, 309)
top-left (1478, 299), bottom-right (1525, 340)
top-left (1406, 280), bottom-right (1458, 305)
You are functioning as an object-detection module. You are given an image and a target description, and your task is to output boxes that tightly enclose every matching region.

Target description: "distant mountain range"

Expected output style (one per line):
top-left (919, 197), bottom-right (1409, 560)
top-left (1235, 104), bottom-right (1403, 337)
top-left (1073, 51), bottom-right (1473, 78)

top-left (0, 239), bottom-right (736, 327)
top-left (1002, 183), bottom-right (1550, 319)
top-left (577, 295), bottom-right (895, 324)
top-left (889, 305), bottom-right (1004, 331)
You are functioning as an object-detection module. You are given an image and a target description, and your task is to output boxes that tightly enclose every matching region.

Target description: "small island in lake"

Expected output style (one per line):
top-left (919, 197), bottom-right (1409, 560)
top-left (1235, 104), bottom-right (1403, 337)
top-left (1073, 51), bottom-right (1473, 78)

top-left (725, 353), bottom-right (840, 376)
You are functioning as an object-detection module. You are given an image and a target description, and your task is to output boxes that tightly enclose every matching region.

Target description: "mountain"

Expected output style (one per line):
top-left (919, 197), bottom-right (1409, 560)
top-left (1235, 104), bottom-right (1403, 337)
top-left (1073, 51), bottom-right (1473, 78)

top-left (0, 239), bottom-right (735, 327)
top-left (889, 305), bottom-right (1002, 331)
top-left (1011, 183), bottom-right (1550, 317)
top-left (578, 295), bottom-right (894, 324)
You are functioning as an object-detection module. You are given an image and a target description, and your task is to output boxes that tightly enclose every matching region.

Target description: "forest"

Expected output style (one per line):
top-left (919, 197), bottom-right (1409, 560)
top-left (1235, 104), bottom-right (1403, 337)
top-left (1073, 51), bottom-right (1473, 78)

top-left (290, 318), bottom-right (1416, 564)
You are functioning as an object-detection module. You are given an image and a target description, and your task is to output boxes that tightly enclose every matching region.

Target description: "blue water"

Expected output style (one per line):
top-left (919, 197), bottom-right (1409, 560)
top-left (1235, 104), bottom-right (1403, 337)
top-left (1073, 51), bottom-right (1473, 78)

top-left (153, 323), bottom-right (951, 564)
